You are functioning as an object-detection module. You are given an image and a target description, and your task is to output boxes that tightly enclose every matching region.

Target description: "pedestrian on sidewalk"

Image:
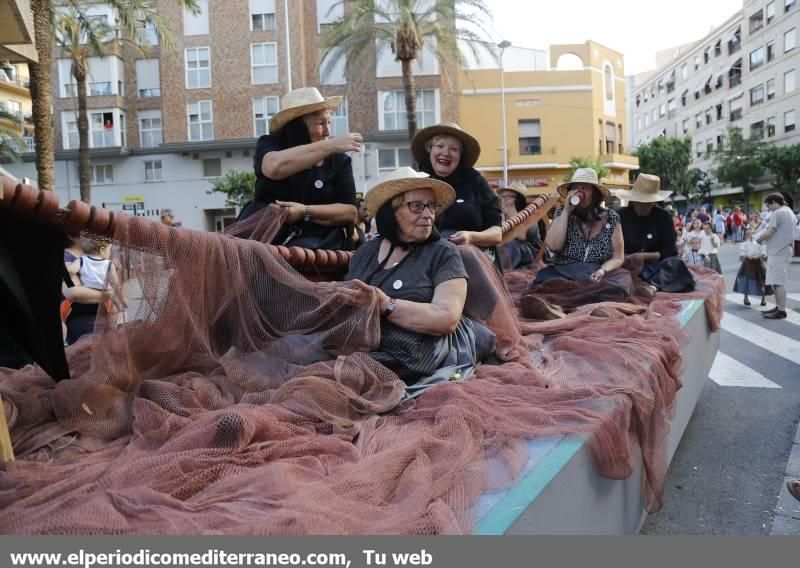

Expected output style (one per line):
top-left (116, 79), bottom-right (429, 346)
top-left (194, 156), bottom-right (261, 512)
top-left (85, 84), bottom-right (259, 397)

top-left (733, 228), bottom-right (770, 306)
top-left (700, 222), bottom-right (722, 273)
top-left (714, 209), bottom-right (726, 242)
top-left (756, 193), bottom-right (798, 319)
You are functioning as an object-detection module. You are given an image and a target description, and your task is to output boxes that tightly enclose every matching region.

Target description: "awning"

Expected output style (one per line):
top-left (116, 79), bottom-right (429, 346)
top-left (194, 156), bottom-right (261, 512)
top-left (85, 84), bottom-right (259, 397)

top-left (722, 26), bottom-right (741, 43)
top-left (726, 90), bottom-right (744, 101)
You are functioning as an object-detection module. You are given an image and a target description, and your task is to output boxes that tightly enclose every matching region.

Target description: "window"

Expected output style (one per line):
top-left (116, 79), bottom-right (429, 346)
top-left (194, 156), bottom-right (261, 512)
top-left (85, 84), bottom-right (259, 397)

top-left (251, 43), bottom-right (278, 84)
top-left (729, 96), bottom-right (743, 121)
top-left (716, 103), bottom-right (723, 120)
top-left (250, 0), bottom-right (276, 31)
top-left (696, 141), bottom-right (704, 158)
top-left (143, 21), bottom-right (158, 45)
top-left (330, 98), bottom-right (348, 137)
top-left (705, 138), bottom-right (714, 156)
top-left (518, 120), bottom-right (541, 155)
top-left (785, 109), bottom-right (796, 131)
top-left (751, 121), bottom-right (765, 139)
top-left (767, 41), bottom-right (775, 61)
top-left (785, 69), bottom-right (796, 92)
top-left (767, 1), bottom-right (776, 23)
top-left (729, 59), bottom-right (743, 87)
top-left (252, 96), bottom-right (279, 137)
top-left (714, 40), bottom-right (722, 57)
top-left (694, 54), bottom-right (700, 70)
top-left (767, 116), bottom-right (776, 136)
top-left (667, 98), bottom-right (676, 115)
top-left (377, 147), bottom-right (412, 174)
top-left (767, 78), bottom-right (776, 99)
top-left (728, 27), bottom-right (742, 54)
top-left (379, 89), bottom-right (438, 131)
top-left (184, 0), bottom-right (209, 35)
top-left (188, 100), bottom-right (213, 141)
top-left (681, 64), bottom-right (688, 79)
top-left (682, 118), bottom-right (689, 134)
top-left (139, 110), bottom-right (162, 148)
top-left (786, 28), bottom-right (797, 52)
top-left (635, 95), bottom-right (641, 108)
top-left (185, 47), bottom-right (211, 89)
top-left (65, 118), bottom-right (79, 149)
top-left (749, 10), bottom-right (764, 34)
top-left (750, 84), bottom-right (765, 106)
top-left (705, 108), bottom-right (713, 124)
top-left (704, 46), bottom-right (711, 64)
top-left (135, 59), bottom-right (160, 97)
top-left (695, 113), bottom-right (703, 128)
top-left (659, 103), bottom-right (666, 117)
top-left (750, 47), bottom-right (765, 70)
top-left (202, 158), bottom-right (221, 178)
top-left (652, 108), bottom-right (658, 122)
top-left (681, 89), bottom-right (689, 106)
top-left (717, 134), bottom-right (724, 149)
top-left (636, 117), bottom-right (643, 131)
top-left (787, 0), bottom-right (797, 13)
top-left (91, 111), bottom-right (116, 147)
top-left (91, 164), bottom-right (113, 185)
top-left (144, 160), bottom-right (163, 182)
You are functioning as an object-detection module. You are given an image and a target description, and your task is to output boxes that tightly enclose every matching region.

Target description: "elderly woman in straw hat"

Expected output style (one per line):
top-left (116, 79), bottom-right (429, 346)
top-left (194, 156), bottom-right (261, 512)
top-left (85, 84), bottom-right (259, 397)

top-left (338, 167), bottom-right (495, 391)
top-left (497, 181), bottom-right (542, 270)
top-left (411, 123), bottom-right (502, 252)
top-left (616, 174), bottom-right (695, 293)
top-left (520, 168), bottom-right (630, 318)
top-left (238, 87), bottom-right (363, 249)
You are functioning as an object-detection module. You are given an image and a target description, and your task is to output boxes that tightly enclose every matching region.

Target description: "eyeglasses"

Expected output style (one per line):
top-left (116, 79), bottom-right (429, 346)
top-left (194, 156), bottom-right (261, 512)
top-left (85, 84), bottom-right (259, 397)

top-left (404, 201), bottom-right (443, 214)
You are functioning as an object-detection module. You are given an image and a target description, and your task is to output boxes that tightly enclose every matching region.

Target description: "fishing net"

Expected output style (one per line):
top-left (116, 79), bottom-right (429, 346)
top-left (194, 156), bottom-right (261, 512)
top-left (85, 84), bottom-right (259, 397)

top-left (0, 205), bottom-right (723, 534)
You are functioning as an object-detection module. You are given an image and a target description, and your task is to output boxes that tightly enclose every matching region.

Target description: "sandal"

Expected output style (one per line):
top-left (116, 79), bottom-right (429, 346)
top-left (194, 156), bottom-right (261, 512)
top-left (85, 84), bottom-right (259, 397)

top-left (761, 298), bottom-right (767, 306)
top-left (743, 297), bottom-right (751, 306)
top-left (787, 480), bottom-right (800, 502)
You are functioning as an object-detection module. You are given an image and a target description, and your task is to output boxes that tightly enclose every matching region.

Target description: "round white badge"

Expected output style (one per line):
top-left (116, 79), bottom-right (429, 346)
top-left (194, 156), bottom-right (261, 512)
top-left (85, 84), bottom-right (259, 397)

top-left (605, 223), bottom-right (611, 229)
top-left (456, 199), bottom-right (465, 203)
top-left (392, 279), bottom-right (403, 290)
top-left (314, 180), bottom-right (324, 189)
top-left (647, 233), bottom-right (653, 239)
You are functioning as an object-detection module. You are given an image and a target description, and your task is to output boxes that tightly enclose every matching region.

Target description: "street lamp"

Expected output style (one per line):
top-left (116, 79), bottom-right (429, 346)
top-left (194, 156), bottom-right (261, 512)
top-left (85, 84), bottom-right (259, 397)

top-left (497, 40), bottom-right (511, 187)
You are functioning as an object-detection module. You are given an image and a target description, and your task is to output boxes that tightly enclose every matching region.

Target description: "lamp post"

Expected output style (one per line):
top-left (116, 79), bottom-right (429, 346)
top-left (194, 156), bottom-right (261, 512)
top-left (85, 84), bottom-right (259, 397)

top-left (497, 40), bottom-right (511, 187)
top-left (284, 0), bottom-right (292, 91)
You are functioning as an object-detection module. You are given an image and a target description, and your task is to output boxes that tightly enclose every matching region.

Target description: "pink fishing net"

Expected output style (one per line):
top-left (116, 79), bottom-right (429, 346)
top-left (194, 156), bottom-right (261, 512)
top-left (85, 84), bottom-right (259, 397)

top-left (0, 207), bottom-right (724, 534)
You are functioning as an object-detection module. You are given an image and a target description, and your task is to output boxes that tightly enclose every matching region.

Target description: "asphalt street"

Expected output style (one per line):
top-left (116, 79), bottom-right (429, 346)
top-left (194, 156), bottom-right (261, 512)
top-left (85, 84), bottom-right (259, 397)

top-left (640, 243), bottom-right (800, 535)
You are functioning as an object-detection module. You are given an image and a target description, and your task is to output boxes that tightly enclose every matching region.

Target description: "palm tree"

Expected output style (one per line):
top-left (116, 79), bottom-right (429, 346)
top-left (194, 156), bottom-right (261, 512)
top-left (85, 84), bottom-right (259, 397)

top-left (0, 104), bottom-right (24, 163)
top-left (320, 0), bottom-right (492, 141)
top-left (30, 0), bottom-right (198, 199)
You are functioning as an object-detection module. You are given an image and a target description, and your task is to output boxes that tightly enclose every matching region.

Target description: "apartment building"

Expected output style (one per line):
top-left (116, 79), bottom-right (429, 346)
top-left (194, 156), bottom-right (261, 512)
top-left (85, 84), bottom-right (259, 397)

top-left (1, 0), bottom-right (36, 154)
top-left (460, 41), bottom-right (638, 196)
top-left (0, 61), bottom-right (34, 150)
top-left (6, 0), bottom-right (458, 230)
top-left (629, 0), bottom-right (800, 211)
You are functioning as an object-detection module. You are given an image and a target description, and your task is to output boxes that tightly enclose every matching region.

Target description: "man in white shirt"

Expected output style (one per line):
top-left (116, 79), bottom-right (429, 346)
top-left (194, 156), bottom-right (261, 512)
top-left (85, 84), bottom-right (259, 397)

top-left (756, 193), bottom-right (798, 319)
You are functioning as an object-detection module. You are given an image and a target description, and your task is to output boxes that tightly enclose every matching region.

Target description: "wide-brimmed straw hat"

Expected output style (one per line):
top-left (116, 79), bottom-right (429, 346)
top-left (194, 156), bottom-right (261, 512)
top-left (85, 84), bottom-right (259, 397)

top-left (411, 122), bottom-right (482, 169)
top-left (613, 173), bottom-right (672, 203)
top-left (556, 168), bottom-right (611, 200)
top-left (269, 87), bottom-right (343, 134)
top-left (365, 167), bottom-right (455, 217)
top-left (498, 181), bottom-right (528, 199)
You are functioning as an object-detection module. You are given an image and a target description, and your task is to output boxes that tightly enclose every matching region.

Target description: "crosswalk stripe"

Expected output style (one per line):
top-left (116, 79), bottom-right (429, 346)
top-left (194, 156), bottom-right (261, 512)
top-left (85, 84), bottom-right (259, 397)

top-left (720, 312), bottom-right (800, 366)
top-left (709, 352), bottom-right (782, 389)
top-left (725, 294), bottom-right (800, 327)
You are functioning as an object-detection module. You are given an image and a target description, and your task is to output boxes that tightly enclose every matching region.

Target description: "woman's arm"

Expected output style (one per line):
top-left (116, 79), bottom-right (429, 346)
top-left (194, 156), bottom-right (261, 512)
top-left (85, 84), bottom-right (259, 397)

top-left (62, 283), bottom-right (111, 303)
top-left (544, 201), bottom-right (573, 253)
top-left (274, 201), bottom-right (358, 225)
top-left (342, 278), bottom-right (467, 337)
top-left (592, 223), bottom-right (625, 281)
top-left (261, 135), bottom-right (362, 180)
top-left (448, 226), bottom-right (502, 247)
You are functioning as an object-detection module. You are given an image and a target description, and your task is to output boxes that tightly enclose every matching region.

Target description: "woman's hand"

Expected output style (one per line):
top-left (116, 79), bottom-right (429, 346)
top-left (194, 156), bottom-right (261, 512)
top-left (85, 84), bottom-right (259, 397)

top-left (327, 133), bottom-right (363, 154)
top-left (590, 268), bottom-right (606, 282)
top-left (564, 189), bottom-right (582, 213)
top-left (448, 231), bottom-right (473, 246)
top-left (337, 279), bottom-right (390, 312)
top-left (275, 201), bottom-right (305, 224)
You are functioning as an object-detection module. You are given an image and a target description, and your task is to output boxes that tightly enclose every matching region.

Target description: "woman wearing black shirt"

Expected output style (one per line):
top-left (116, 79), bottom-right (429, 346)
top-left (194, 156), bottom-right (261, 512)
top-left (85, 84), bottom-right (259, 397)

top-left (239, 87), bottom-right (363, 249)
top-left (411, 123), bottom-right (502, 249)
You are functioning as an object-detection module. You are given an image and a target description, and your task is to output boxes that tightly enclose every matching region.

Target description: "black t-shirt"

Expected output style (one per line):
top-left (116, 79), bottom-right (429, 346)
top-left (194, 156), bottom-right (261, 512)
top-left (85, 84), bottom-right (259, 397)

top-left (346, 238), bottom-right (468, 383)
top-left (422, 165), bottom-right (502, 235)
top-left (249, 135), bottom-right (357, 241)
top-left (618, 205), bottom-right (678, 260)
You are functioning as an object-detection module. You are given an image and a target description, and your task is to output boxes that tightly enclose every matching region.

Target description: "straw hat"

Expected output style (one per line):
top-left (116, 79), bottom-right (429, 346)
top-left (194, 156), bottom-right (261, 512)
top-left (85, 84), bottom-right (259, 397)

top-left (411, 122), bottom-right (482, 169)
top-left (269, 87), bottom-right (343, 134)
top-left (556, 168), bottom-right (610, 200)
top-left (365, 167), bottom-right (456, 217)
top-left (499, 181), bottom-right (528, 199)
top-left (613, 173), bottom-right (672, 203)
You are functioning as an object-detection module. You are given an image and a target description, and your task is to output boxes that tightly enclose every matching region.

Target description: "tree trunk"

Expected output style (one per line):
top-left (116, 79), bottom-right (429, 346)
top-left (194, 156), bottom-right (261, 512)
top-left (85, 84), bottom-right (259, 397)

top-left (30, 0), bottom-right (54, 190)
top-left (75, 63), bottom-right (91, 203)
top-left (743, 184), bottom-right (751, 216)
top-left (401, 58), bottom-right (417, 143)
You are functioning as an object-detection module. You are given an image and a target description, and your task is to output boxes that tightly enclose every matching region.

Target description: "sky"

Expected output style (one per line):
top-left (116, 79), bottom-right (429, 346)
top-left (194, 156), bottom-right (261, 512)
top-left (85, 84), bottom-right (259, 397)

top-left (483, 0), bottom-right (744, 75)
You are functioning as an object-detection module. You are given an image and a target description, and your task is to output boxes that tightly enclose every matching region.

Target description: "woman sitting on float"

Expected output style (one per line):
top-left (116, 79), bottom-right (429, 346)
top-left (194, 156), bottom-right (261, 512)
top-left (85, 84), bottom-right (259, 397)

top-left (338, 167), bottom-right (496, 397)
top-left (521, 168), bottom-right (632, 319)
top-left (238, 87), bottom-right (363, 250)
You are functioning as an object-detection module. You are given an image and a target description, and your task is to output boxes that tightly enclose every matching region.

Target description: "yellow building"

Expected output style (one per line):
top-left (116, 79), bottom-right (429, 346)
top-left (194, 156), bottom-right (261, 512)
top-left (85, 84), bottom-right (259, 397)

top-left (459, 41), bottom-right (638, 197)
top-left (1, 0), bottom-right (36, 153)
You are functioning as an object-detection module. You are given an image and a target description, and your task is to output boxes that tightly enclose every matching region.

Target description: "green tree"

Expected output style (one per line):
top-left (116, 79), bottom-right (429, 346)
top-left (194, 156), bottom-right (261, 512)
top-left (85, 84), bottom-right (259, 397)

top-left (30, 0), bottom-right (198, 196)
top-left (321, 0), bottom-right (492, 141)
top-left (634, 136), bottom-right (698, 198)
top-left (565, 156), bottom-right (609, 181)
top-left (758, 143), bottom-right (800, 204)
top-left (208, 170), bottom-right (257, 208)
top-left (712, 127), bottom-right (765, 214)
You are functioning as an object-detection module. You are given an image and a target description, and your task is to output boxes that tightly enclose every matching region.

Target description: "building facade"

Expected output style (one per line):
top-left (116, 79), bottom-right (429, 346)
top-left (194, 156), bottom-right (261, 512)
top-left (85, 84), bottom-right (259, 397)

top-left (6, 0), bottom-right (458, 230)
top-left (459, 41), bottom-right (638, 197)
top-left (629, 0), bottom-right (800, 211)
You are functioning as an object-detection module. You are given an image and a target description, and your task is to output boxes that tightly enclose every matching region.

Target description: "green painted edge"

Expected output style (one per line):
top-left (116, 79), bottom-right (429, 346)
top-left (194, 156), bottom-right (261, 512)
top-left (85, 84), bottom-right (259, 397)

top-left (474, 437), bottom-right (583, 535)
top-left (474, 299), bottom-right (704, 535)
